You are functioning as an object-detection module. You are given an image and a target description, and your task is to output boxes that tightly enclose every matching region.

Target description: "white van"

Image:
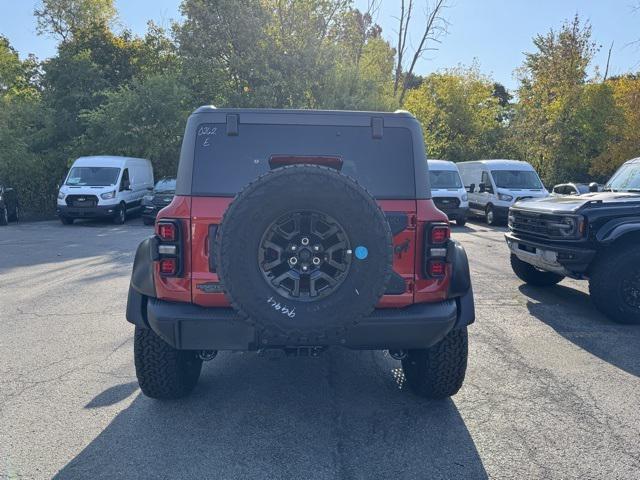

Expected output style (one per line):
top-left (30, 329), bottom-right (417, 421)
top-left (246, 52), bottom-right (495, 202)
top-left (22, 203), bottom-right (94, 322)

top-left (57, 156), bottom-right (154, 225)
top-left (457, 160), bottom-right (548, 225)
top-left (427, 160), bottom-right (469, 226)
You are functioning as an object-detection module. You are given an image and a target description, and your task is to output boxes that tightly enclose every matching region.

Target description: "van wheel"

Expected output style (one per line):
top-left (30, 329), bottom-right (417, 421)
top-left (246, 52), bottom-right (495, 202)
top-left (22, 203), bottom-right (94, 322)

top-left (114, 203), bottom-right (126, 224)
top-left (485, 206), bottom-right (496, 225)
top-left (589, 246), bottom-right (640, 324)
top-left (0, 207), bottom-right (7, 226)
top-left (456, 217), bottom-right (467, 227)
top-left (510, 254), bottom-right (564, 286)
top-left (10, 205), bottom-right (19, 223)
top-left (134, 327), bottom-right (203, 399)
top-left (401, 327), bottom-right (468, 399)
top-left (60, 216), bottom-right (74, 225)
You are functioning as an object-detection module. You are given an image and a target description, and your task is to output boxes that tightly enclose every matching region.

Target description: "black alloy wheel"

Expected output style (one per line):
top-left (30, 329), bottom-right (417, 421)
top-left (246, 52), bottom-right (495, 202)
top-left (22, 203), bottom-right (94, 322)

top-left (258, 210), bottom-right (352, 301)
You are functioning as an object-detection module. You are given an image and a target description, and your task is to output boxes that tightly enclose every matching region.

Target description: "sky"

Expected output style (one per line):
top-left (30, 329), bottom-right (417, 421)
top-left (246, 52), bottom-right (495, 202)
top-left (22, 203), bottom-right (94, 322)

top-left (1, 0), bottom-right (638, 91)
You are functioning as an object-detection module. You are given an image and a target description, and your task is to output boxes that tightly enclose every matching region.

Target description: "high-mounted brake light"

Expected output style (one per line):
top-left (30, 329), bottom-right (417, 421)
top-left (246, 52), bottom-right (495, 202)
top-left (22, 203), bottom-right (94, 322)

top-left (430, 225), bottom-right (450, 244)
top-left (269, 155), bottom-right (343, 170)
top-left (158, 222), bottom-right (177, 242)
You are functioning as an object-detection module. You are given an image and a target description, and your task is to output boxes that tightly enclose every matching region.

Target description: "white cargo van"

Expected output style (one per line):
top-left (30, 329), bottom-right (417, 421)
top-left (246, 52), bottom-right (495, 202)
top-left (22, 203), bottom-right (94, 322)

top-left (427, 160), bottom-right (469, 226)
top-left (56, 156), bottom-right (154, 225)
top-left (457, 160), bottom-right (548, 225)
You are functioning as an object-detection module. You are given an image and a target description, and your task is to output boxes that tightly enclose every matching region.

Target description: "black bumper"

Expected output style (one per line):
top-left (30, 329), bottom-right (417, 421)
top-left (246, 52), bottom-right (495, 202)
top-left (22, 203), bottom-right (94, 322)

top-left (505, 232), bottom-right (596, 274)
top-left (57, 204), bottom-right (117, 219)
top-left (129, 290), bottom-right (474, 351)
top-left (440, 206), bottom-right (469, 221)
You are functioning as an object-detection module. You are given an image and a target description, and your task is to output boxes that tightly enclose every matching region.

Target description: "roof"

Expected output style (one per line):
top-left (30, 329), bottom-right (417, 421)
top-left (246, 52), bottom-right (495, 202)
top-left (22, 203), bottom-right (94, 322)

top-left (458, 159), bottom-right (536, 170)
top-left (625, 157), bottom-right (640, 164)
top-left (192, 106), bottom-right (415, 118)
top-left (427, 159), bottom-right (458, 170)
top-left (72, 156), bottom-right (150, 168)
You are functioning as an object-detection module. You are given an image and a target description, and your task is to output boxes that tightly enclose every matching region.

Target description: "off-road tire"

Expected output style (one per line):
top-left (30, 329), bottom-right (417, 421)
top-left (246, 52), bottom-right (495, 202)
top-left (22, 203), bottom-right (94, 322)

top-left (143, 216), bottom-right (155, 226)
top-left (402, 327), bottom-right (468, 399)
top-left (114, 203), bottom-right (126, 224)
top-left (60, 216), bottom-right (74, 225)
top-left (589, 245), bottom-right (640, 324)
top-left (0, 207), bottom-right (7, 226)
top-left (510, 254), bottom-right (564, 286)
top-left (134, 327), bottom-right (203, 399)
top-left (216, 164), bottom-right (393, 343)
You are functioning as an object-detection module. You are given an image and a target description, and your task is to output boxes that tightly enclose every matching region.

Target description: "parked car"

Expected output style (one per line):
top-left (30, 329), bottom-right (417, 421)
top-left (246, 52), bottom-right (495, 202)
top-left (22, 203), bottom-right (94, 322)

top-left (126, 107), bottom-right (475, 400)
top-left (427, 160), bottom-right (469, 226)
top-left (0, 183), bottom-right (19, 225)
top-left (57, 156), bottom-right (154, 225)
top-left (551, 182), bottom-right (601, 196)
top-left (458, 160), bottom-right (549, 225)
top-left (506, 156), bottom-right (640, 324)
top-left (142, 177), bottom-right (176, 225)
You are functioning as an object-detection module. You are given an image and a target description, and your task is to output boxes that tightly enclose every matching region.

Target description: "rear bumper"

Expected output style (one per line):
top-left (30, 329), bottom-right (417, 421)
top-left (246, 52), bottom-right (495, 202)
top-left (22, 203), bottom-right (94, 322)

top-left (57, 204), bottom-right (117, 219)
top-left (132, 291), bottom-right (474, 351)
top-left (505, 232), bottom-right (596, 276)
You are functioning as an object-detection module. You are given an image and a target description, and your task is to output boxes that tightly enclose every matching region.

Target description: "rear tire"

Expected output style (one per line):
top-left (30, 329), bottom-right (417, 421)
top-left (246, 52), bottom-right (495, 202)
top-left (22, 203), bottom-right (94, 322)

top-left (510, 254), bottom-right (564, 286)
top-left (60, 216), bottom-right (74, 225)
top-left (134, 327), bottom-right (203, 399)
top-left (0, 207), bottom-right (7, 226)
top-left (402, 327), bottom-right (468, 399)
top-left (589, 246), bottom-right (640, 324)
top-left (456, 217), bottom-right (467, 227)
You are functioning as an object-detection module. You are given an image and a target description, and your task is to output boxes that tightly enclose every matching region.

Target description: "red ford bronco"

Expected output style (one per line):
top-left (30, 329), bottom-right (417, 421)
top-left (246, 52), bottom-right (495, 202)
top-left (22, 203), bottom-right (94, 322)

top-left (126, 108), bottom-right (475, 400)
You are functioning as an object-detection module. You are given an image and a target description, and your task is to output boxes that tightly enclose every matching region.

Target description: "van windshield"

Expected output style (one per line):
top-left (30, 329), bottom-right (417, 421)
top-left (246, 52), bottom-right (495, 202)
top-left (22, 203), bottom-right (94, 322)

top-left (66, 167), bottom-right (121, 186)
top-left (429, 170), bottom-right (462, 189)
top-left (605, 162), bottom-right (640, 192)
top-left (491, 170), bottom-right (543, 190)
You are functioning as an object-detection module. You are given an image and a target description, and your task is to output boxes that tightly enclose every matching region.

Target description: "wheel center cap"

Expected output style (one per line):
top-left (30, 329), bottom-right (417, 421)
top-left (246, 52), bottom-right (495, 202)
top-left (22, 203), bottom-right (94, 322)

top-left (298, 249), bottom-right (312, 262)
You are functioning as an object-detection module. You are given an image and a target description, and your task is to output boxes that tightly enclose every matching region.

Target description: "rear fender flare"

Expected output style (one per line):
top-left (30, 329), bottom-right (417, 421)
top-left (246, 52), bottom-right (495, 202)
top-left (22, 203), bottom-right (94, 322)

top-left (126, 236), bottom-right (158, 327)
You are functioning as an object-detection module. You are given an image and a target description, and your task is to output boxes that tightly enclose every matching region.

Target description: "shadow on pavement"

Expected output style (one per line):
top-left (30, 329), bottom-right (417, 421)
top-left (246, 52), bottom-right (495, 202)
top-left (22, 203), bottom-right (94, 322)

top-left (85, 382), bottom-right (139, 409)
top-left (55, 350), bottom-right (487, 480)
top-left (521, 284), bottom-right (640, 378)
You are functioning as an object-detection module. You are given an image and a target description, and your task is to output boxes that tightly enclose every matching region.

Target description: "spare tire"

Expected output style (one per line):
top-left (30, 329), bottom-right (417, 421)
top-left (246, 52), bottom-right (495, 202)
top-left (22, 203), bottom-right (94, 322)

top-left (216, 164), bottom-right (393, 344)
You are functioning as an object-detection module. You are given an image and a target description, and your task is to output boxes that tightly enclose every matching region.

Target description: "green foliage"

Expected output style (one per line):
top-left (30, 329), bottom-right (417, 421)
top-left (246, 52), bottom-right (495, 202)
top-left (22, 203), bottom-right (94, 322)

top-left (2, 4), bottom-right (639, 219)
top-left (79, 74), bottom-right (191, 178)
top-left (404, 66), bottom-right (509, 162)
top-left (34, 0), bottom-right (117, 42)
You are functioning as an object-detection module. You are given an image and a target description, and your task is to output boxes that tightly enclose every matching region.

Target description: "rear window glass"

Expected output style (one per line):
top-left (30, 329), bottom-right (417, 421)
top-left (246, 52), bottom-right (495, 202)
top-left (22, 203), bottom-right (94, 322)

top-left (191, 124), bottom-right (416, 198)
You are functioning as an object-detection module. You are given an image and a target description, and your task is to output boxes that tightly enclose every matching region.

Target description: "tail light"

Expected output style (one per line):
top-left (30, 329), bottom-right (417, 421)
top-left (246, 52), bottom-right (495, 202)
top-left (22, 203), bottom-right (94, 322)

top-left (156, 220), bottom-right (182, 277)
top-left (423, 223), bottom-right (450, 278)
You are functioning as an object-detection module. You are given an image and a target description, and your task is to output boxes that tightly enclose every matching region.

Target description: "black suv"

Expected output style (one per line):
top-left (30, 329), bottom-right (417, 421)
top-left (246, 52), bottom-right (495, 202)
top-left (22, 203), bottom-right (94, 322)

top-left (126, 107), bottom-right (475, 400)
top-left (0, 183), bottom-right (19, 225)
top-left (142, 177), bottom-right (176, 225)
top-left (506, 157), bottom-right (640, 324)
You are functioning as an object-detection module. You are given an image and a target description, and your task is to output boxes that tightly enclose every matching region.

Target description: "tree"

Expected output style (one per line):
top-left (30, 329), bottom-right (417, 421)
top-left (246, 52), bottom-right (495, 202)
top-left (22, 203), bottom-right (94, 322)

top-left (393, 0), bottom-right (449, 105)
top-left (511, 15), bottom-right (616, 185)
top-left (80, 74), bottom-right (191, 178)
top-left (590, 75), bottom-right (640, 179)
top-left (403, 65), bottom-right (508, 162)
top-left (34, 0), bottom-right (116, 42)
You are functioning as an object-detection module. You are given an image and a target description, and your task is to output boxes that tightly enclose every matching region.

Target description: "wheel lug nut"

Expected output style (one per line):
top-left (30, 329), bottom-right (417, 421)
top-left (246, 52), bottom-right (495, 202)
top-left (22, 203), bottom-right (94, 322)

top-left (313, 245), bottom-right (320, 251)
top-left (312, 257), bottom-right (321, 265)
top-left (302, 265), bottom-right (308, 271)
top-left (291, 245), bottom-right (297, 251)
top-left (289, 257), bottom-right (297, 265)
top-left (301, 237), bottom-right (309, 246)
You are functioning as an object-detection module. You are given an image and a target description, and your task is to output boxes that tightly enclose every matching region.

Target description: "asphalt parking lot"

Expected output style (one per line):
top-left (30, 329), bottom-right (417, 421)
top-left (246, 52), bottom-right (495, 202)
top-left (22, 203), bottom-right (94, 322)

top-left (1, 218), bottom-right (639, 479)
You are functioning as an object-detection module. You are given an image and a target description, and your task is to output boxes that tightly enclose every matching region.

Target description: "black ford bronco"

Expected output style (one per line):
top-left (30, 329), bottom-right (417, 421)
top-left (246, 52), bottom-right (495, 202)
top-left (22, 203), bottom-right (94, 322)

top-left (506, 157), bottom-right (640, 324)
top-left (126, 107), bottom-right (475, 399)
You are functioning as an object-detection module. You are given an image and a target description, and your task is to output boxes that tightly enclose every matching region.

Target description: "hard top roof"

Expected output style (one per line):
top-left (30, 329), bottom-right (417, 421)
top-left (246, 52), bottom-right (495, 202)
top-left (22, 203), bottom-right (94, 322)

top-left (72, 156), bottom-right (150, 168)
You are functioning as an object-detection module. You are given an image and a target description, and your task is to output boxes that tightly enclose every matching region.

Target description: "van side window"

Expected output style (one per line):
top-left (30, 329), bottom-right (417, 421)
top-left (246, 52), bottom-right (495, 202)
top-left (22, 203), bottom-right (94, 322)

top-left (120, 169), bottom-right (130, 191)
top-left (481, 171), bottom-right (493, 193)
